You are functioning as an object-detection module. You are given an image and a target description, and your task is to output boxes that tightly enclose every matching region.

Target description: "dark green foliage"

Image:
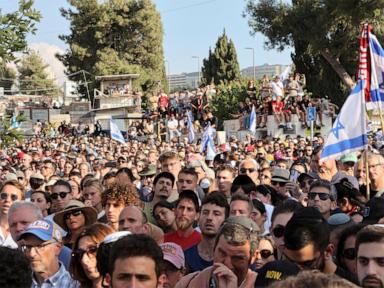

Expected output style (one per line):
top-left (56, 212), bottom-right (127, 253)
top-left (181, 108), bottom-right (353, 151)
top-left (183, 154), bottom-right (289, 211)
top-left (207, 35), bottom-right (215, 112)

top-left (202, 30), bottom-right (241, 85)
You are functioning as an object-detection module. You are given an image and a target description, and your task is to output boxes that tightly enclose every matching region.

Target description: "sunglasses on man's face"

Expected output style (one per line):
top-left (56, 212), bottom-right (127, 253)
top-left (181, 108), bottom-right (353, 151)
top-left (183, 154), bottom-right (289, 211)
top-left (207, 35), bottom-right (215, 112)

top-left (308, 192), bottom-right (331, 201)
top-left (272, 225), bottom-right (285, 238)
top-left (271, 181), bottom-right (286, 187)
top-left (260, 249), bottom-right (274, 259)
top-left (240, 168), bottom-right (256, 174)
top-left (51, 192), bottom-right (69, 200)
top-left (342, 248), bottom-right (356, 260)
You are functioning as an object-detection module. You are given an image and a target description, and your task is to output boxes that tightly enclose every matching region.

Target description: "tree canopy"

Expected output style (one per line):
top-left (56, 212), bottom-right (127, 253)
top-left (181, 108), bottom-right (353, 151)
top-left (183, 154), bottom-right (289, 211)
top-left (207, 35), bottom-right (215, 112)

top-left (0, 0), bottom-right (41, 63)
top-left (18, 51), bottom-right (60, 96)
top-left (244, 0), bottom-right (384, 104)
top-left (58, 0), bottom-right (166, 97)
top-left (202, 30), bottom-right (241, 85)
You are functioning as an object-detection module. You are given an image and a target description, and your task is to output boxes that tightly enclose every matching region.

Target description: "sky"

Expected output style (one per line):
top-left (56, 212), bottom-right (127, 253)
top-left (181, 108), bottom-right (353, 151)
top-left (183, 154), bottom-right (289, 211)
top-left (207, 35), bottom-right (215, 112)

top-left (1, 0), bottom-right (292, 75)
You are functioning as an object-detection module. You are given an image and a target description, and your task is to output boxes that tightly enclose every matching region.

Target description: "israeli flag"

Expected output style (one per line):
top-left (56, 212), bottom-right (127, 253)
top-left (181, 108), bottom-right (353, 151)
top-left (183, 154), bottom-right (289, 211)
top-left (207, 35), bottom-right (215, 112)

top-left (320, 80), bottom-right (368, 161)
top-left (369, 32), bottom-right (384, 110)
top-left (200, 123), bottom-right (214, 154)
top-left (187, 111), bottom-right (195, 143)
top-left (110, 118), bottom-right (126, 145)
top-left (249, 105), bottom-right (256, 133)
top-left (206, 135), bottom-right (216, 161)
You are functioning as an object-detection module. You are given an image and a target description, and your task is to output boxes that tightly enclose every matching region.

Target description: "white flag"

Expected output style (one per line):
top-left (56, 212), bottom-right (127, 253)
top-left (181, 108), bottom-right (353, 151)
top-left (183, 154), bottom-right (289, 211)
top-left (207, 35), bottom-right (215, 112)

top-left (249, 105), bottom-right (256, 133)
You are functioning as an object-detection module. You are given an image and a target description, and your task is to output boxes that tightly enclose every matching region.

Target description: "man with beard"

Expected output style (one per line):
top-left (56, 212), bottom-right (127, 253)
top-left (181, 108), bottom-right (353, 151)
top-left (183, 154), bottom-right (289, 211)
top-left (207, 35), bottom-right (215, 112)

top-left (356, 225), bottom-right (384, 288)
top-left (184, 192), bottom-right (229, 272)
top-left (144, 172), bottom-right (175, 224)
top-left (176, 216), bottom-right (259, 288)
top-left (164, 190), bottom-right (201, 250)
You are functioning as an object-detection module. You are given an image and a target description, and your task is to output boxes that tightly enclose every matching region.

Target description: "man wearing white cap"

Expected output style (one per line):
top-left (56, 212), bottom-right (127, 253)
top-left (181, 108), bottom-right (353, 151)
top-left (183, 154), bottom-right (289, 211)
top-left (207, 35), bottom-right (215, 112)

top-left (158, 242), bottom-right (186, 288)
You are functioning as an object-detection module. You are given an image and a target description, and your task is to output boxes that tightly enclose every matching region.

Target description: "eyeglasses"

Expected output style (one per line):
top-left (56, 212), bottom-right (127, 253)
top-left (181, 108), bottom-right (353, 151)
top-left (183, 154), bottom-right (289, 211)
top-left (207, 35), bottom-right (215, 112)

top-left (299, 179), bottom-right (314, 188)
top-left (21, 241), bottom-right (56, 254)
top-left (272, 225), bottom-right (285, 238)
top-left (308, 192), bottom-right (331, 201)
top-left (0, 193), bottom-right (18, 202)
top-left (260, 249), bottom-right (274, 259)
top-left (64, 210), bottom-right (83, 220)
top-left (271, 181), bottom-right (286, 187)
top-left (72, 246), bottom-right (98, 259)
top-left (240, 168), bottom-right (256, 174)
top-left (342, 248), bottom-right (356, 260)
top-left (368, 163), bottom-right (384, 170)
top-left (51, 192), bottom-right (69, 200)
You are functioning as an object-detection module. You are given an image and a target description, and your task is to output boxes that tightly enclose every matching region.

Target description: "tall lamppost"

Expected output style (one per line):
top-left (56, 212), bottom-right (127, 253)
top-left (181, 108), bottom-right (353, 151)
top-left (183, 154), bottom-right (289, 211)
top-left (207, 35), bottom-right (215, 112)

top-left (245, 47), bottom-right (255, 82)
top-left (192, 56), bottom-right (200, 88)
top-left (164, 60), bottom-right (170, 93)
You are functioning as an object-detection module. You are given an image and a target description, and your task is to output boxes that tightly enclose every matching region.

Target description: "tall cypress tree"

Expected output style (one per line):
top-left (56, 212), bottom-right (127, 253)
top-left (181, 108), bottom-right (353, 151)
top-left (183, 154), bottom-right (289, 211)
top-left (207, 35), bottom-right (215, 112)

top-left (202, 30), bottom-right (240, 85)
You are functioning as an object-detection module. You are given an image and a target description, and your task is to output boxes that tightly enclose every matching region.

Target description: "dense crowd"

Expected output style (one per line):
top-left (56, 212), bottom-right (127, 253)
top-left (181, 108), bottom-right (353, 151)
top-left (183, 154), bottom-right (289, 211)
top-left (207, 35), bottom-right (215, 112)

top-left (0, 118), bottom-right (383, 288)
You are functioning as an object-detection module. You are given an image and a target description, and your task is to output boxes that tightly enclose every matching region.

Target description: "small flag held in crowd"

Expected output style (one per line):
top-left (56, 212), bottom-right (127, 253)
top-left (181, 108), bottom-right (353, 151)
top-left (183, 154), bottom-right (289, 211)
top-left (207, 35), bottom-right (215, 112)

top-left (187, 111), bottom-right (195, 143)
top-left (10, 115), bottom-right (19, 129)
top-left (200, 123), bottom-right (215, 160)
top-left (110, 118), bottom-right (126, 145)
top-left (320, 80), bottom-right (368, 161)
top-left (249, 105), bottom-right (256, 133)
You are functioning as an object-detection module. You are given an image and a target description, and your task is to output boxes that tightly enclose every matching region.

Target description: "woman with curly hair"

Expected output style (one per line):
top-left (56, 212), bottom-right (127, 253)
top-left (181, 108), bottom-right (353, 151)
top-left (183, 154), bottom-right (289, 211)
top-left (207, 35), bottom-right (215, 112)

top-left (70, 223), bottom-right (114, 288)
top-left (101, 183), bottom-right (142, 230)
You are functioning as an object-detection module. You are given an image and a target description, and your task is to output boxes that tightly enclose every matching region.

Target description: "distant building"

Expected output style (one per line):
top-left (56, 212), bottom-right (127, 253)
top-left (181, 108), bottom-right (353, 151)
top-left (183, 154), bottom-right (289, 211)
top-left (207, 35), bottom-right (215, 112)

top-left (167, 72), bottom-right (201, 91)
top-left (241, 64), bottom-right (291, 80)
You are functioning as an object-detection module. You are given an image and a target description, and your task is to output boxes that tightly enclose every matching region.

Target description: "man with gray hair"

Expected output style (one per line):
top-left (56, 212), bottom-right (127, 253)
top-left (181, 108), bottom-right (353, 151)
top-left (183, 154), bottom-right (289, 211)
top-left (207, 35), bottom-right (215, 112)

top-left (8, 201), bottom-right (72, 269)
top-left (239, 159), bottom-right (259, 185)
top-left (176, 216), bottom-right (259, 288)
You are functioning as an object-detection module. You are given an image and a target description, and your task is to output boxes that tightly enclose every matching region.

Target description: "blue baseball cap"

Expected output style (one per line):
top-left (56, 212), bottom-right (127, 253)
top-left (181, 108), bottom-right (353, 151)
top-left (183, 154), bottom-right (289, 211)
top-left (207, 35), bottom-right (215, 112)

top-left (18, 219), bottom-right (61, 242)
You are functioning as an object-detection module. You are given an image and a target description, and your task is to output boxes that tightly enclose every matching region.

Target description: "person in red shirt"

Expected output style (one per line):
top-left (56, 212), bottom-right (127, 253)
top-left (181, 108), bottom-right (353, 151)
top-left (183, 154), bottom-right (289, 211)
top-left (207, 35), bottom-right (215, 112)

top-left (272, 96), bottom-right (285, 128)
top-left (164, 190), bottom-right (201, 250)
top-left (158, 91), bottom-right (169, 116)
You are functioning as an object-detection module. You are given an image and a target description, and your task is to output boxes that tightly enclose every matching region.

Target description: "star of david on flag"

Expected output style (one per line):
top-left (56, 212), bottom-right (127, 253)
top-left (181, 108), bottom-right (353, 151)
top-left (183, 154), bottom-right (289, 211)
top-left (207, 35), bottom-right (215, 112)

top-left (110, 118), bottom-right (126, 145)
top-left (320, 80), bottom-right (368, 161)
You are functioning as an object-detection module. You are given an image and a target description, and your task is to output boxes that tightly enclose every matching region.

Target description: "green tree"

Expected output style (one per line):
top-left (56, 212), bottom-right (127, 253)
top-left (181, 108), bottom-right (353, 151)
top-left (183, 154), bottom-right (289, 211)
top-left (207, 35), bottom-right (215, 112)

top-left (202, 30), bottom-right (241, 85)
top-left (244, 0), bottom-right (384, 105)
top-left (0, 113), bottom-right (26, 148)
top-left (18, 51), bottom-right (60, 95)
top-left (0, 0), bottom-right (41, 62)
top-left (0, 62), bottom-right (16, 92)
top-left (211, 79), bottom-right (255, 129)
top-left (58, 0), bottom-right (166, 98)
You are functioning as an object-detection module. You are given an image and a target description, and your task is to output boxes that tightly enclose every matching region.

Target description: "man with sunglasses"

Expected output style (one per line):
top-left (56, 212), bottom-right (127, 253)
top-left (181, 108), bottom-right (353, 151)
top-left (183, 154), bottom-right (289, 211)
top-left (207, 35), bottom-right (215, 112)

top-left (18, 219), bottom-right (79, 288)
top-left (270, 168), bottom-right (292, 200)
top-left (307, 179), bottom-right (337, 220)
top-left (257, 207), bottom-right (357, 286)
top-left (239, 159), bottom-right (259, 185)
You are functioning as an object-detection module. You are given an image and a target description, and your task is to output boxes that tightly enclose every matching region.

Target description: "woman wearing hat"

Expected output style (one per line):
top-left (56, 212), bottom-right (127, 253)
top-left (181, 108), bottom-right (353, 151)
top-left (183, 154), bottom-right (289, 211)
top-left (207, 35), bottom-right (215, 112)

top-left (54, 200), bottom-right (98, 248)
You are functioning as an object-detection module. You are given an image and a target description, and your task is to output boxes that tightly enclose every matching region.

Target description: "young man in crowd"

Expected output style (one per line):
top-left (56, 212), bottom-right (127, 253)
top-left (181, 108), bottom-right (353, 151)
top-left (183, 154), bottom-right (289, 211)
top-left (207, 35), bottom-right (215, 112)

top-left (176, 216), bottom-right (259, 288)
top-left (307, 179), bottom-right (336, 220)
top-left (184, 191), bottom-right (228, 272)
top-left (356, 225), bottom-right (384, 288)
top-left (164, 190), bottom-right (201, 250)
top-left (215, 165), bottom-right (236, 200)
top-left (106, 234), bottom-right (163, 288)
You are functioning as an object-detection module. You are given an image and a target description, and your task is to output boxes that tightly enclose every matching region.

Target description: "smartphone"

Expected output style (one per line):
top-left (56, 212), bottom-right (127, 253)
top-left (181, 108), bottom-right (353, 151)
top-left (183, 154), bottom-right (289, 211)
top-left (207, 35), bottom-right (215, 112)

top-left (289, 169), bottom-right (300, 183)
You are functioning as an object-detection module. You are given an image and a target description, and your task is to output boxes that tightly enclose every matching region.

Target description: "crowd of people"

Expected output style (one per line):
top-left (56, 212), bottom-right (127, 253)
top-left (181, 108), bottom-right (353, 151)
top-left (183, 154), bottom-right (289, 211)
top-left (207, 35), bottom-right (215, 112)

top-left (0, 115), bottom-right (383, 288)
top-left (0, 68), bottom-right (382, 288)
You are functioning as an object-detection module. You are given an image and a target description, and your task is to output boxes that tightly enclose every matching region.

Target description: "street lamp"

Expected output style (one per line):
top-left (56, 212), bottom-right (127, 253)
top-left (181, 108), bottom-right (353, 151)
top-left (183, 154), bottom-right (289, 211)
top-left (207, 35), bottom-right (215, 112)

top-left (192, 56), bottom-right (200, 88)
top-left (245, 47), bottom-right (255, 82)
top-left (164, 60), bottom-right (170, 93)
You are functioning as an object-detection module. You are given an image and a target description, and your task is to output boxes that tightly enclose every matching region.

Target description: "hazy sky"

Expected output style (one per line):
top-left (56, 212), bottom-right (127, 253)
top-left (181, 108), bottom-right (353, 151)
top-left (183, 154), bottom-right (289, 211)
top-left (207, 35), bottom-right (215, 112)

top-left (2, 0), bottom-right (292, 74)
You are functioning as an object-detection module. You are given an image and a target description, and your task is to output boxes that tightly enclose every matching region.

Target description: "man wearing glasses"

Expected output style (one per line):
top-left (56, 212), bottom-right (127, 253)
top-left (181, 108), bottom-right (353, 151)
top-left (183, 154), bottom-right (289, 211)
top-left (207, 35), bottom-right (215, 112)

top-left (239, 159), bottom-right (259, 185)
top-left (307, 179), bottom-right (336, 220)
top-left (40, 159), bottom-right (56, 182)
top-left (50, 180), bottom-right (73, 213)
top-left (18, 219), bottom-right (79, 287)
top-left (367, 153), bottom-right (384, 197)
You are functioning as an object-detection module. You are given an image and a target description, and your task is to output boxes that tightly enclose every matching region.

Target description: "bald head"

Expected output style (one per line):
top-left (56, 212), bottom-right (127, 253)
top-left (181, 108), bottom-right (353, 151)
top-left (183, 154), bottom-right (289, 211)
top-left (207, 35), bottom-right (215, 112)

top-left (118, 206), bottom-right (149, 234)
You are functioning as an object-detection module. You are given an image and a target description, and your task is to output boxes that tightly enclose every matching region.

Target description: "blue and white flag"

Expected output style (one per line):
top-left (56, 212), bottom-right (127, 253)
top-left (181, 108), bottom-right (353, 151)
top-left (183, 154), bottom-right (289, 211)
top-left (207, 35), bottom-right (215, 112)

top-left (200, 123), bottom-right (214, 154)
top-left (206, 135), bottom-right (216, 161)
top-left (110, 118), bottom-right (126, 145)
top-left (187, 111), bottom-right (195, 143)
top-left (320, 80), bottom-right (368, 161)
top-left (249, 105), bottom-right (256, 133)
top-left (369, 31), bottom-right (384, 110)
